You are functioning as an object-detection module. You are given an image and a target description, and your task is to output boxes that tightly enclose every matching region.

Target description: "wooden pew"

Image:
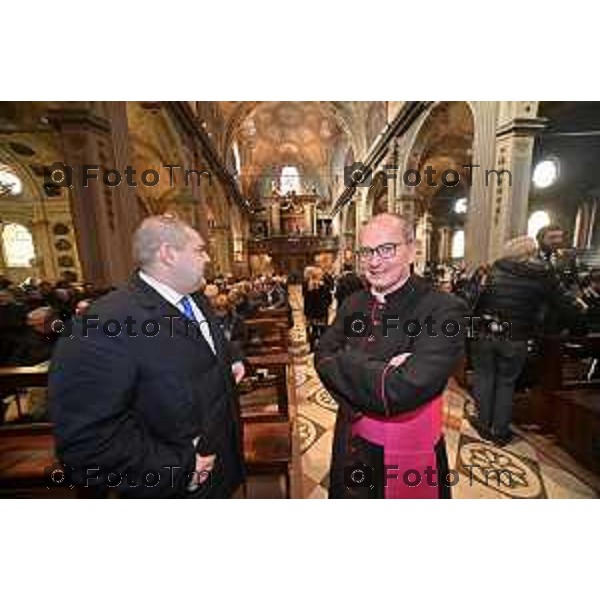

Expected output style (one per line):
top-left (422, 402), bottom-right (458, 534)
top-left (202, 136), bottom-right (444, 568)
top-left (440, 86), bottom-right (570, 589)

top-left (0, 364), bottom-right (49, 423)
top-left (238, 354), bottom-right (292, 418)
top-left (0, 349), bottom-right (296, 497)
top-left (516, 335), bottom-right (600, 475)
top-left (238, 353), bottom-right (294, 498)
top-left (243, 315), bottom-right (290, 356)
top-left (0, 423), bottom-right (72, 497)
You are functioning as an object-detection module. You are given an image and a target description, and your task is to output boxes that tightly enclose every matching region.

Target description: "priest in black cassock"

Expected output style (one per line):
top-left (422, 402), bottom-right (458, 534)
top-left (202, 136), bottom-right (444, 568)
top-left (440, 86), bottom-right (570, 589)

top-left (315, 213), bottom-right (466, 499)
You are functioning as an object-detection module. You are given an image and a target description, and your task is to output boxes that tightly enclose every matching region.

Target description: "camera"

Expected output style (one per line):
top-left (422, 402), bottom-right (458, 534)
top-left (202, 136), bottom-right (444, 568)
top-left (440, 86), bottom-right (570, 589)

top-left (343, 312), bottom-right (372, 337)
top-left (344, 162), bottom-right (372, 187)
top-left (44, 461), bottom-right (75, 490)
top-left (344, 463), bottom-right (374, 489)
top-left (44, 162), bottom-right (73, 188)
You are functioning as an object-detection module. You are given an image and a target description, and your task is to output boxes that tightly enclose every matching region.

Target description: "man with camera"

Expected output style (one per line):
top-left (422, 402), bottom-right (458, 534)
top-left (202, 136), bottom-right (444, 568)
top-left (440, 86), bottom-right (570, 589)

top-left (315, 213), bottom-right (466, 499)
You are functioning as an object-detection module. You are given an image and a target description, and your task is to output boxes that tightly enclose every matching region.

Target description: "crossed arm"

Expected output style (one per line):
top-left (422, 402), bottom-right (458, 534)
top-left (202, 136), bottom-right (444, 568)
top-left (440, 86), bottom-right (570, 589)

top-left (315, 296), bottom-right (466, 417)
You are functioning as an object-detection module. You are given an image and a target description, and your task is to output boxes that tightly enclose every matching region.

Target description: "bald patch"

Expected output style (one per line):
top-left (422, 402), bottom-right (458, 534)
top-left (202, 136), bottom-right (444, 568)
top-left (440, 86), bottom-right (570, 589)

top-left (133, 215), bottom-right (195, 268)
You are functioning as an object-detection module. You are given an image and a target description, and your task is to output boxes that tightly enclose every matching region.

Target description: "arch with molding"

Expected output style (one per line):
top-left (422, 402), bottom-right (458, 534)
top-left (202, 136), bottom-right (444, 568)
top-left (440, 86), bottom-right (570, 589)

top-left (0, 145), bottom-right (77, 280)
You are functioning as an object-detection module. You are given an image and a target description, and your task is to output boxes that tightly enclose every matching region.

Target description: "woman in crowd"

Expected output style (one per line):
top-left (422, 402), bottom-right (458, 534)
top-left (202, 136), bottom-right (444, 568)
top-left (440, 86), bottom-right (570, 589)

top-left (302, 266), bottom-right (332, 352)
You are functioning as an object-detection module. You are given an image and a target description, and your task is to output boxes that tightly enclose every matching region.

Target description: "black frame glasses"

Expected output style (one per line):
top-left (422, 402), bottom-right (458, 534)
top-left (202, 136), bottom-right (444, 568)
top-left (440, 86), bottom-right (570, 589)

top-left (357, 242), bottom-right (405, 261)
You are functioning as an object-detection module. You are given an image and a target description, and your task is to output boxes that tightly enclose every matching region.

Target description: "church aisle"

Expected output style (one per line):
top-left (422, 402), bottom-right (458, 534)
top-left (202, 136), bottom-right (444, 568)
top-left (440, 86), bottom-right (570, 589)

top-left (287, 286), bottom-right (599, 499)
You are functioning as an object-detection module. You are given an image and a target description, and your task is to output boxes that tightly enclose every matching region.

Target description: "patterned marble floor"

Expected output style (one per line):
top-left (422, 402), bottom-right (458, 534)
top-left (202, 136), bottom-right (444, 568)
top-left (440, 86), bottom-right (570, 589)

top-left (287, 286), bottom-right (600, 499)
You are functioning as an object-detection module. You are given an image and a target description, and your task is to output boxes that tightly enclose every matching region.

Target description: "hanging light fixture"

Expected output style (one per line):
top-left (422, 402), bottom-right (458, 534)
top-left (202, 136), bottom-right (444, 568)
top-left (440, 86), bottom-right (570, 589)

top-left (532, 158), bottom-right (559, 188)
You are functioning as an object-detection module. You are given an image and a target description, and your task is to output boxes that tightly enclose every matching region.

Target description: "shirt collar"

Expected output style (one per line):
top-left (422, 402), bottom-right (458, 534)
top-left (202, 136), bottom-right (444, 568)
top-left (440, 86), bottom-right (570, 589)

top-left (138, 270), bottom-right (185, 308)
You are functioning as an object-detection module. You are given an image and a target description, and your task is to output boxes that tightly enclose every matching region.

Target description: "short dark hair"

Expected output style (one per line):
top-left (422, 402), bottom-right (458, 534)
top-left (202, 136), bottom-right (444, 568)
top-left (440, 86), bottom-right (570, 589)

top-left (536, 224), bottom-right (563, 246)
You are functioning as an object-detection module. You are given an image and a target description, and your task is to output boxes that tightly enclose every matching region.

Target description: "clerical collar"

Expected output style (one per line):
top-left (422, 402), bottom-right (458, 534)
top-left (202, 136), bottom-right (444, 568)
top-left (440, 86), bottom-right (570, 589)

top-left (370, 275), bottom-right (412, 304)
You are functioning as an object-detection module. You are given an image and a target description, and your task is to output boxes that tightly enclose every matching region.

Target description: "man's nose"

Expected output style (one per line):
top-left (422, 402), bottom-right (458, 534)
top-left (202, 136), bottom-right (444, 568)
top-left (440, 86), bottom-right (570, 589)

top-left (367, 253), bottom-right (383, 267)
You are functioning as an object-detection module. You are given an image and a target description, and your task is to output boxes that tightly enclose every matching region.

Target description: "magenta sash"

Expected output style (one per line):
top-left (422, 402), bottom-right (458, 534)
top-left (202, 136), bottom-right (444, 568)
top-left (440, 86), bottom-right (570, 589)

top-left (351, 396), bottom-right (443, 499)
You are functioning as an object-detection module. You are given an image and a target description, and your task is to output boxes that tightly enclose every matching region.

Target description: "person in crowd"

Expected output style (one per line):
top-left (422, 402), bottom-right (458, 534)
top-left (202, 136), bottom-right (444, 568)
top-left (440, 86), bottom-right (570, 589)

top-left (302, 266), bottom-right (332, 352)
top-left (209, 292), bottom-right (247, 360)
top-left (334, 263), bottom-right (364, 309)
top-left (469, 236), bottom-right (584, 445)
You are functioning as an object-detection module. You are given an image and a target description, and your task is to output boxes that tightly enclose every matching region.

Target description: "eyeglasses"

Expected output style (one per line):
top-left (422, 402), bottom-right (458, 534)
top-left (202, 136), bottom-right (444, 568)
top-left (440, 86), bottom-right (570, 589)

top-left (357, 242), bottom-right (406, 261)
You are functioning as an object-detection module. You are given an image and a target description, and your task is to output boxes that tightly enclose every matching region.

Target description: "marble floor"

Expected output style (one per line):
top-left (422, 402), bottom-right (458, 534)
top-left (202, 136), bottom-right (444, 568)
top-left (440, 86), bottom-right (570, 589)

top-left (287, 286), bottom-right (600, 499)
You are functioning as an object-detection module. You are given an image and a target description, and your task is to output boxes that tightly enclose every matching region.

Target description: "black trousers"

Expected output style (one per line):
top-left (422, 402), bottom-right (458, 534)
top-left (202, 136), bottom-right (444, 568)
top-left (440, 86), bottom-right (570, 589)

top-left (471, 339), bottom-right (529, 437)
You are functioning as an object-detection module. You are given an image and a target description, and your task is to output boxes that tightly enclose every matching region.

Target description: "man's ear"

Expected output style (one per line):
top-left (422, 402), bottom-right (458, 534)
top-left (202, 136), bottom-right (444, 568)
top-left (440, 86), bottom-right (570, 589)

top-left (407, 242), bottom-right (417, 265)
top-left (157, 243), bottom-right (177, 267)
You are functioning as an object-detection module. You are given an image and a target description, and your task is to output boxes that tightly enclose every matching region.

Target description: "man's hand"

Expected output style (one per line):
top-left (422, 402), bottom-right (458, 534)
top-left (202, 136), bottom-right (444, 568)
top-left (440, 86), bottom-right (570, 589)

top-left (232, 361), bottom-right (245, 384)
top-left (194, 454), bottom-right (216, 485)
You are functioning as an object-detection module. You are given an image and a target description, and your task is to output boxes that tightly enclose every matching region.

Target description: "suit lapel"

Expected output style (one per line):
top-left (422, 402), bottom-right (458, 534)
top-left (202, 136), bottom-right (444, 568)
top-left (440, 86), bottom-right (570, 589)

top-left (128, 273), bottom-right (217, 356)
top-left (192, 292), bottom-right (226, 359)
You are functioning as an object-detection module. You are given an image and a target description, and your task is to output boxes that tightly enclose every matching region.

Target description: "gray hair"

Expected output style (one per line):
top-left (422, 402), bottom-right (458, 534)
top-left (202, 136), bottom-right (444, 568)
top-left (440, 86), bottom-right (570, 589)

top-left (501, 235), bottom-right (537, 261)
top-left (133, 214), bottom-right (193, 268)
top-left (363, 212), bottom-right (415, 244)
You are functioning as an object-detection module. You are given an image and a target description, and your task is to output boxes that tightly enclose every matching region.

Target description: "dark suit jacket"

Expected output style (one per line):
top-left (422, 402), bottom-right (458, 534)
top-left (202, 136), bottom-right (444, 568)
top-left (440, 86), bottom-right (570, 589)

top-left (48, 273), bottom-right (244, 498)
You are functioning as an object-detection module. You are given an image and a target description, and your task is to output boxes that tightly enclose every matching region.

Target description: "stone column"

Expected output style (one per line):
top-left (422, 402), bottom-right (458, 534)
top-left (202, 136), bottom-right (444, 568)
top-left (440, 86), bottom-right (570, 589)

top-left (270, 200), bottom-right (281, 235)
top-left (354, 188), bottom-right (369, 247)
top-left (574, 200), bottom-right (597, 249)
top-left (398, 192), bottom-right (418, 232)
top-left (30, 213), bottom-right (56, 280)
top-left (385, 142), bottom-right (398, 212)
top-left (489, 101), bottom-right (544, 260)
top-left (304, 202), bottom-right (314, 235)
top-left (414, 209), bottom-right (432, 272)
top-left (0, 225), bottom-right (6, 272)
top-left (438, 226), bottom-right (452, 262)
top-left (104, 102), bottom-right (137, 269)
top-left (212, 226), bottom-right (231, 274)
top-left (48, 103), bottom-right (134, 286)
top-left (464, 101), bottom-right (499, 268)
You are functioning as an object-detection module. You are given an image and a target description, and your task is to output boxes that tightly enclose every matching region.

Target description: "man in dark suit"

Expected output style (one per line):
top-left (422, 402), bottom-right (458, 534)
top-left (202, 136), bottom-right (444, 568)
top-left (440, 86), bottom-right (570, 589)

top-left (48, 214), bottom-right (245, 498)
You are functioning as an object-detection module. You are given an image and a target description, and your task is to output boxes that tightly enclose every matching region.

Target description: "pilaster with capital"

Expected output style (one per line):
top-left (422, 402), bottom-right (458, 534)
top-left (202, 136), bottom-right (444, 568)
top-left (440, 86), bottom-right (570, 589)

top-left (463, 101), bottom-right (499, 268)
top-left (48, 103), bottom-right (135, 285)
top-left (488, 101), bottom-right (543, 260)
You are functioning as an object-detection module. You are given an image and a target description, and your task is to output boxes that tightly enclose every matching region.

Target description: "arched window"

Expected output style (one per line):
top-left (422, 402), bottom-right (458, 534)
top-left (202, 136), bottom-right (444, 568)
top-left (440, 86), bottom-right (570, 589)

top-left (527, 210), bottom-right (551, 239)
top-left (451, 229), bottom-right (465, 259)
top-left (280, 166), bottom-right (301, 195)
top-left (0, 165), bottom-right (23, 196)
top-left (1, 223), bottom-right (36, 267)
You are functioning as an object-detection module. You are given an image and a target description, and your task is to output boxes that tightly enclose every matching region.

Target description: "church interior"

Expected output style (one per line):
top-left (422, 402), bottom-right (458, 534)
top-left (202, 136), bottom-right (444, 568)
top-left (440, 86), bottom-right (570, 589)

top-left (1, 100), bottom-right (600, 499)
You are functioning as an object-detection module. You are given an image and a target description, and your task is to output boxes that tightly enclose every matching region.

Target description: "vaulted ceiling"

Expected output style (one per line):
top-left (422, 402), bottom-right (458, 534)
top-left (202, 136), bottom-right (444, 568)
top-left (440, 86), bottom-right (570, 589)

top-left (216, 101), bottom-right (389, 201)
